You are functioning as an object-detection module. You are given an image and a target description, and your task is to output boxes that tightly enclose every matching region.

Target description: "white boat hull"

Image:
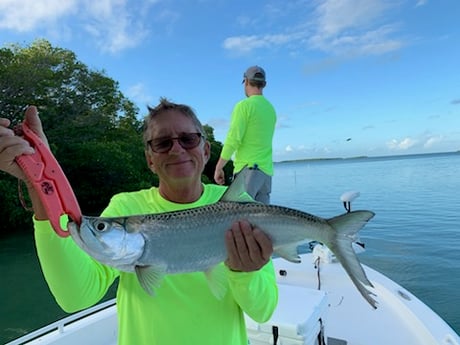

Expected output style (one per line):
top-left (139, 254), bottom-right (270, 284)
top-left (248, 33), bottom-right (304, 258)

top-left (6, 252), bottom-right (460, 345)
top-left (273, 252), bottom-right (460, 345)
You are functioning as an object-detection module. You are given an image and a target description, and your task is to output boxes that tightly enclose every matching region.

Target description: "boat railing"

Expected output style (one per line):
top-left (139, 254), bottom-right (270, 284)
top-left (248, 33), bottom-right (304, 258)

top-left (5, 299), bottom-right (117, 345)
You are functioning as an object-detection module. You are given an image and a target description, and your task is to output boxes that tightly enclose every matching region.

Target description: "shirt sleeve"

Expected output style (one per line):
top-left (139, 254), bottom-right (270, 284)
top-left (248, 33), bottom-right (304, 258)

top-left (34, 218), bottom-right (119, 313)
top-left (221, 101), bottom-right (247, 160)
top-left (225, 259), bottom-right (278, 323)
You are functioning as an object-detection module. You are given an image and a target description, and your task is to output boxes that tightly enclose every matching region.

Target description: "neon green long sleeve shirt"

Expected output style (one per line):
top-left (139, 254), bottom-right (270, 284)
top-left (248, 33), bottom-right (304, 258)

top-left (221, 95), bottom-right (276, 175)
top-left (34, 184), bottom-right (278, 345)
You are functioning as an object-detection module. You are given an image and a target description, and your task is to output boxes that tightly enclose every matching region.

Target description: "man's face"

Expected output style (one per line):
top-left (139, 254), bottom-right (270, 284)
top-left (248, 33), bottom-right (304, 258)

top-left (145, 110), bottom-right (210, 186)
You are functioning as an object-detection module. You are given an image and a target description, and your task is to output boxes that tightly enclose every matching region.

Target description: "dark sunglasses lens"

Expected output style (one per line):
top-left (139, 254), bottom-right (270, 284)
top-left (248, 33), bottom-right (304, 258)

top-left (150, 133), bottom-right (201, 153)
top-left (152, 139), bottom-right (172, 153)
top-left (179, 133), bottom-right (201, 148)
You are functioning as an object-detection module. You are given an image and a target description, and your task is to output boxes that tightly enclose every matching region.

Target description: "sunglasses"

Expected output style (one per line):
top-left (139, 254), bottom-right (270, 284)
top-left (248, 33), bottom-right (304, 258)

top-left (148, 133), bottom-right (204, 153)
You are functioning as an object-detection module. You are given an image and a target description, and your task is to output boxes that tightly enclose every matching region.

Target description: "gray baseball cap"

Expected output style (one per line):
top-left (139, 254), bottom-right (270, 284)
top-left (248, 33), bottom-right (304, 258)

top-left (242, 66), bottom-right (266, 83)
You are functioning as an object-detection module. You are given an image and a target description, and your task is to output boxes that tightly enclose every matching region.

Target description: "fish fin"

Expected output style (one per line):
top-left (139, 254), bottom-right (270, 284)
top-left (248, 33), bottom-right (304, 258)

top-left (328, 210), bottom-right (375, 239)
top-left (274, 244), bottom-right (301, 263)
top-left (220, 166), bottom-right (258, 203)
top-left (135, 265), bottom-right (165, 295)
top-left (330, 238), bottom-right (378, 309)
top-left (204, 264), bottom-right (228, 299)
top-left (325, 210), bottom-right (378, 309)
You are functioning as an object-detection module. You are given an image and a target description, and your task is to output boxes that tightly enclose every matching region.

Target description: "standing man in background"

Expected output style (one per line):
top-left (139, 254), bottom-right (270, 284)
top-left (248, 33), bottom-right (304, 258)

top-left (214, 65), bottom-right (276, 204)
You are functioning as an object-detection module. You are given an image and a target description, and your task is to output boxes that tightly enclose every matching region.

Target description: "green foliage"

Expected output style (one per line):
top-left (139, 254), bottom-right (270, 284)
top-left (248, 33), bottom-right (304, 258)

top-left (0, 176), bottom-right (33, 236)
top-left (0, 39), bottom-right (152, 231)
top-left (0, 39), bottom-right (230, 235)
top-left (61, 139), bottom-right (156, 216)
top-left (203, 124), bottom-right (233, 185)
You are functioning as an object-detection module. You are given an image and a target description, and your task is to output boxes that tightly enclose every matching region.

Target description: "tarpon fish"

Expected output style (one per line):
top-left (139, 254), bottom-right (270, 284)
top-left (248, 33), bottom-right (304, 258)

top-left (68, 171), bottom-right (377, 308)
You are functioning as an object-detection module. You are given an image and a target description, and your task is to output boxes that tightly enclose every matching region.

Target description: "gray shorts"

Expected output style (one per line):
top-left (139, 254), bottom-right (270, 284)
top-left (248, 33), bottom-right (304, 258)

top-left (234, 167), bottom-right (272, 204)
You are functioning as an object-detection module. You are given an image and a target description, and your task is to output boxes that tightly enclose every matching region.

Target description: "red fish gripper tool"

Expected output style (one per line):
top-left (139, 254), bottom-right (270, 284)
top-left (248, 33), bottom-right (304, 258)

top-left (15, 122), bottom-right (82, 237)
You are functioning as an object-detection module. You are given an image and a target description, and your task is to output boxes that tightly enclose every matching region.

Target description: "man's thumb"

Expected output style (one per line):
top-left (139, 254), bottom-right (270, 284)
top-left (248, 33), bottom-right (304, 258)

top-left (23, 105), bottom-right (49, 146)
top-left (24, 106), bottom-right (42, 130)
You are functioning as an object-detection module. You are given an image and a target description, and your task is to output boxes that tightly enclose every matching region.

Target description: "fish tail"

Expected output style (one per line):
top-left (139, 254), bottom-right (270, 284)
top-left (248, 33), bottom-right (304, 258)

top-left (325, 210), bottom-right (378, 309)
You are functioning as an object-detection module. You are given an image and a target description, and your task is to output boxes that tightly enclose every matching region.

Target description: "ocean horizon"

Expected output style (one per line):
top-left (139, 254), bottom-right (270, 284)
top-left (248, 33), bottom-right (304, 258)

top-left (275, 150), bottom-right (460, 164)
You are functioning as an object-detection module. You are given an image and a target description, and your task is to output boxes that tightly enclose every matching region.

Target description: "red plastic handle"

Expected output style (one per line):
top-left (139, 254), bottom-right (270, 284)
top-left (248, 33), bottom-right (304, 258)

top-left (15, 123), bottom-right (81, 237)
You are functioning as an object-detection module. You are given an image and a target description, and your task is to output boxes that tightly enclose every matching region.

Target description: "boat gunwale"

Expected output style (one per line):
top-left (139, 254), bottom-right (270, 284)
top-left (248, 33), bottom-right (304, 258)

top-left (5, 299), bottom-right (117, 345)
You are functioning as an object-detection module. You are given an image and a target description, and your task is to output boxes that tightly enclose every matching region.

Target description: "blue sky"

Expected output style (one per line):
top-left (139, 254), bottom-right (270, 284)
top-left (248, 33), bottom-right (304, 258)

top-left (1, 0), bottom-right (459, 161)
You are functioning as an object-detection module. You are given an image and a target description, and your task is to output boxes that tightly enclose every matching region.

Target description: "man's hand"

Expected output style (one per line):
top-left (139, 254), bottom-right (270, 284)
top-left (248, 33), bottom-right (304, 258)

top-left (225, 220), bottom-right (273, 272)
top-left (0, 106), bottom-right (50, 219)
top-left (0, 106), bottom-right (47, 180)
top-left (214, 157), bottom-right (228, 185)
top-left (214, 167), bottom-right (225, 185)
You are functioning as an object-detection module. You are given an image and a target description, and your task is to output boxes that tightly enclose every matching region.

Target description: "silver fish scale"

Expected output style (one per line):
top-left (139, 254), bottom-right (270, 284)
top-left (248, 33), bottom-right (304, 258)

top-left (130, 202), bottom-right (332, 273)
top-left (72, 200), bottom-right (377, 307)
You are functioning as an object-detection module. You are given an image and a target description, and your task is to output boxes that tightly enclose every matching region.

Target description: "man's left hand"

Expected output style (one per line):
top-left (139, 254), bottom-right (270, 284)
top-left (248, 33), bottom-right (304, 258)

top-left (225, 220), bottom-right (273, 272)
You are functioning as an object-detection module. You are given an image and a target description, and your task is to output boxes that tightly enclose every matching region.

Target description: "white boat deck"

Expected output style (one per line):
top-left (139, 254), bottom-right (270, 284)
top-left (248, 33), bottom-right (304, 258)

top-left (6, 252), bottom-right (460, 345)
top-left (274, 255), bottom-right (460, 345)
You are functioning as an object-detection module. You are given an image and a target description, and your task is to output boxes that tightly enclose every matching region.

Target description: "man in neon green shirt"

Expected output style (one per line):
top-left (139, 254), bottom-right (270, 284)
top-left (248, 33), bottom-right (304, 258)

top-left (0, 101), bottom-right (278, 345)
top-left (214, 65), bottom-right (277, 204)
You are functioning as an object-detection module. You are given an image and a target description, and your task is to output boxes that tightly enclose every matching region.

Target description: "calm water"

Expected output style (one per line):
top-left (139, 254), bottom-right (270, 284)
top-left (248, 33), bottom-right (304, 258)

top-left (271, 152), bottom-right (460, 335)
top-left (1, 152), bottom-right (459, 343)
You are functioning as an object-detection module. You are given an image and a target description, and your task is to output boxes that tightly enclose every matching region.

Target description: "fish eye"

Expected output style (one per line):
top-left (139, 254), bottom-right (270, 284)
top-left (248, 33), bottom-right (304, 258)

top-left (95, 221), bottom-right (109, 232)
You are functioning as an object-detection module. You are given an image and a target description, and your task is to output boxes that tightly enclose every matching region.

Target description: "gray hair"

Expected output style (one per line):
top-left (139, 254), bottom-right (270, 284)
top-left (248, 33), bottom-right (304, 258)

top-left (143, 97), bottom-right (205, 148)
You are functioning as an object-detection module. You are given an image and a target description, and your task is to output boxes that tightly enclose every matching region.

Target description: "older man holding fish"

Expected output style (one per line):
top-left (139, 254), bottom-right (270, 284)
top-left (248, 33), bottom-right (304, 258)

top-left (0, 101), bottom-right (278, 345)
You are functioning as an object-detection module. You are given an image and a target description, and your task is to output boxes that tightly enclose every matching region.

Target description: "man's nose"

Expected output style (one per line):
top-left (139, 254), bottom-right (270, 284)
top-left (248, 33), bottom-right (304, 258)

top-left (168, 138), bottom-right (185, 153)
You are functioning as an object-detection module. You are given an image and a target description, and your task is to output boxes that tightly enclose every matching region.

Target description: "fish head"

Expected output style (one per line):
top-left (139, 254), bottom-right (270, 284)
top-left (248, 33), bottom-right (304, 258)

top-left (68, 216), bottom-right (145, 268)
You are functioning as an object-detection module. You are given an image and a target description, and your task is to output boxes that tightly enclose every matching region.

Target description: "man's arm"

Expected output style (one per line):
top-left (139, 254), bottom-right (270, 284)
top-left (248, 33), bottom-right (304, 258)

top-left (214, 157), bottom-right (229, 185)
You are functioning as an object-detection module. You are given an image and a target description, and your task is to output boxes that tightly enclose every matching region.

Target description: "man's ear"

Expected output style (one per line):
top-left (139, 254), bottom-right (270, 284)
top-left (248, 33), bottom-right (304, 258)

top-left (204, 140), bottom-right (211, 163)
top-left (145, 150), bottom-right (156, 173)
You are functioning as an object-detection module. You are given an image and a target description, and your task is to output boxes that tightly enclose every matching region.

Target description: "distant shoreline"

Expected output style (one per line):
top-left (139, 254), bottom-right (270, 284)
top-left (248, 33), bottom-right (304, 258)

top-left (275, 150), bottom-right (460, 164)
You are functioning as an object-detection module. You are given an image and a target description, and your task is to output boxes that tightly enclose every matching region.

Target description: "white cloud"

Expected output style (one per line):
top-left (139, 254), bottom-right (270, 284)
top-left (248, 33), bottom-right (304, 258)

top-left (0, 0), bottom-right (77, 31)
top-left (308, 0), bottom-right (402, 57)
top-left (81, 0), bottom-right (152, 53)
top-left (223, 33), bottom-right (296, 55)
top-left (313, 0), bottom-right (385, 37)
top-left (282, 143), bottom-right (331, 156)
top-left (224, 0), bottom-right (403, 58)
top-left (0, 0), bottom-right (156, 53)
top-left (387, 133), bottom-right (446, 152)
top-left (387, 137), bottom-right (418, 150)
top-left (309, 24), bottom-right (403, 56)
top-left (423, 135), bottom-right (442, 148)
